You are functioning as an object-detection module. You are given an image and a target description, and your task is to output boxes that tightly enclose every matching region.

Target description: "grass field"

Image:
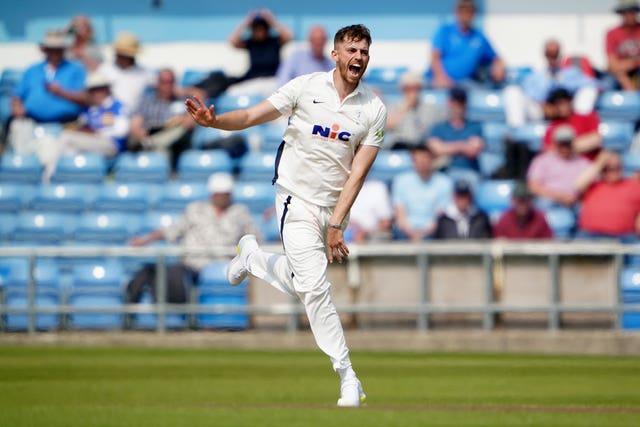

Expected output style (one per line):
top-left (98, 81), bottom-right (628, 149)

top-left (1, 345), bottom-right (639, 427)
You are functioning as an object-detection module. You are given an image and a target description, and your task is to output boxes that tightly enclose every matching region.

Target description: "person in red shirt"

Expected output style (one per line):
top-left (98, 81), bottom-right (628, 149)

top-left (606, 0), bottom-right (640, 91)
top-left (542, 87), bottom-right (602, 161)
top-left (493, 181), bottom-right (553, 239)
top-left (575, 151), bottom-right (640, 241)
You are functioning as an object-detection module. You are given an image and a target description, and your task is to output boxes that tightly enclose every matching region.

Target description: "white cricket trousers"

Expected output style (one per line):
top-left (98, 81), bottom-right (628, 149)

top-left (245, 185), bottom-right (352, 372)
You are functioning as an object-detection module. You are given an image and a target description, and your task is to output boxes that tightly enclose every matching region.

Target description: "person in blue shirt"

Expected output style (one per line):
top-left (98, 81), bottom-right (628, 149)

top-left (276, 25), bottom-right (334, 88)
top-left (428, 0), bottom-right (505, 89)
top-left (392, 145), bottom-right (453, 241)
top-left (427, 86), bottom-right (484, 173)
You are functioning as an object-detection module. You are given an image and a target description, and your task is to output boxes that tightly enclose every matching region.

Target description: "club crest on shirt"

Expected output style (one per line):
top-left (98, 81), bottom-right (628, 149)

top-left (311, 123), bottom-right (352, 142)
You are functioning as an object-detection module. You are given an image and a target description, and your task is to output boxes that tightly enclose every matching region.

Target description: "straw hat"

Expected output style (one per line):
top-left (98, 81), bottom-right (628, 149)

top-left (40, 30), bottom-right (68, 49)
top-left (85, 72), bottom-right (110, 90)
top-left (113, 32), bottom-right (140, 57)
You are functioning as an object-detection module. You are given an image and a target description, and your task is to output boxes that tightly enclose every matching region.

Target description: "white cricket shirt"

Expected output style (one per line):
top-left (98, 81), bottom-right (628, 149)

top-left (267, 70), bottom-right (387, 207)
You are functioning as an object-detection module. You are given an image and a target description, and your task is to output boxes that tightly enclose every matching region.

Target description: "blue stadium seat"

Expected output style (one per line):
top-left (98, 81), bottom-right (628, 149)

top-left (596, 91), bottom-right (640, 121)
top-left (181, 68), bottom-right (216, 87)
top-left (598, 121), bottom-right (634, 152)
top-left (2, 258), bottom-right (62, 331)
top-left (420, 89), bottom-right (449, 108)
top-left (481, 121), bottom-right (509, 153)
top-left (252, 122), bottom-right (286, 152)
top-left (467, 89), bottom-right (506, 122)
top-left (131, 291), bottom-right (188, 330)
top-left (197, 261), bottom-right (249, 330)
top-left (368, 150), bottom-right (413, 185)
top-left (543, 205), bottom-right (576, 239)
top-left (0, 212), bottom-right (17, 241)
top-left (238, 152), bottom-right (276, 182)
top-left (622, 151), bottom-right (640, 177)
top-left (68, 260), bottom-right (126, 330)
top-left (73, 212), bottom-right (138, 245)
top-left (177, 149), bottom-right (233, 181)
top-left (0, 67), bottom-right (22, 92)
top-left (364, 66), bottom-right (408, 92)
top-left (93, 182), bottom-right (153, 213)
top-left (252, 212), bottom-right (280, 242)
top-left (12, 211), bottom-right (77, 245)
top-left (51, 153), bottom-right (107, 184)
top-left (0, 182), bottom-right (36, 212)
top-left (478, 152), bottom-right (505, 179)
top-left (30, 183), bottom-right (97, 213)
top-left (0, 153), bottom-right (42, 184)
top-left (447, 168), bottom-right (480, 192)
top-left (214, 93), bottom-right (262, 114)
top-left (505, 65), bottom-right (533, 85)
top-left (233, 181), bottom-right (275, 214)
top-left (113, 152), bottom-right (170, 183)
top-left (154, 181), bottom-right (209, 213)
top-left (138, 211), bottom-right (180, 235)
top-left (510, 121), bottom-right (548, 152)
top-left (620, 267), bottom-right (640, 330)
top-left (0, 92), bottom-right (11, 123)
top-left (191, 126), bottom-right (242, 149)
top-left (474, 179), bottom-right (514, 219)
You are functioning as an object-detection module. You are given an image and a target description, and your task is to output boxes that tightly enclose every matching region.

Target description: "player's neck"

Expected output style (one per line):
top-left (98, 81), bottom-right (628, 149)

top-left (333, 71), bottom-right (358, 101)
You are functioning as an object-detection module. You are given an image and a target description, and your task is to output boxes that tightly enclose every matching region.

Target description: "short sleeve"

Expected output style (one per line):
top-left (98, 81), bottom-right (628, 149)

top-left (431, 26), bottom-right (447, 53)
top-left (267, 74), bottom-right (306, 115)
top-left (361, 100), bottom-right (387, 148)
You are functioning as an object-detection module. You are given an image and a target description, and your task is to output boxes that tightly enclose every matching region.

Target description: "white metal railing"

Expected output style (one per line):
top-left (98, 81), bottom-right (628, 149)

top-left (1, 240), bottom-right (640, 334)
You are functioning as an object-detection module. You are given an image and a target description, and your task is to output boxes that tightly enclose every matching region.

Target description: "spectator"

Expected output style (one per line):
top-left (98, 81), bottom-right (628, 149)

top-left (128, 68), bottom-right (197, 171)
top-left (345, 178), bottom-right (393, 243)
top-left (385, 71), bottom-right (446, 150)
top-left (493, 181), bottom-right (553, 239)
top-left (43, 72), bottom-right (129, 181)
top-left (276, 25), bottom-right (333, 88)
top-left (527, 125), bottom-right (591, 208)
top-left (65, 14), bottom-right (103, 71)
top-left (392, 145), bottom-right (453, 241)
top-left (434, 179), bottom-right (492, 239)
top-left (542, 87), bottom-right (602, 160)
top-left (126, 172), bottom-right (261, 306)
top-left (605, 0), bottom-right (640, 91)
top-left (427, 86), bottom-right (484, 173)
top-left (4, 30), bottom-right (86, 152)
top-left (98, 32), bottom-right (155, 112)
top-left (503, 39), bottom-right (599, 128)
top-left (428, 0), bottom-right (505, 89)
top-left (575, 151), bottom-right (640, 241)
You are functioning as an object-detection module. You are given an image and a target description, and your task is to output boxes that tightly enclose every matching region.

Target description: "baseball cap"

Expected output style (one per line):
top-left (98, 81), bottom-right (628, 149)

top-left (512, 181), bottom-right (532, 199)
top-left (614, 0), bottom-right (640, 13)
top-left (207, 172), bottom-right (234, 194)
top-left (546, 87), bottom-right (572, 104)
top-left (552, 125), bottom-right (576, 145)
top-left (449, 86), bottom-right (467, 103)
top-left (454, 180), bottom-right (473, 195)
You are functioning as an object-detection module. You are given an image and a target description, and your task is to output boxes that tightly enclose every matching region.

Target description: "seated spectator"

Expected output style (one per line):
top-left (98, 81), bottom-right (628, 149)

top-left (503, 39), bottom-right (599, 127)
top-left (434, 179), bottom-right (492, 239)
top-left (276, 25), bottom-right (333, 87)
top-left (493, 181), bottom-right (553, 239)
top-left (98, 32), bottom-right (155, 112)
top-left (385, 71), bottom-right (446, 150)
top-left (605, 0), bottom-right (640, 91)
top-left (345, 178), bottom-right (393, 243)
top-left (575, 151), bottom-right (640, 242)
top-left (126, 172), bottom-right (261, 306)
top-left (427, 0), bottom-right (505, 89)
top-left (4, 30), bottom-right (86, 152)
top-left (542, 87), bottom-right (602, 160)
top-left (427, 87), bottom-right (483, 173)
top-left (527, 125), bottom-right (591, 208)
top-left (392, 145), bottom-right (453, 241)
top-left (43, 72), bottom-right (129, 181)
top-left (65, 14), bottom-right (103, 71)
top-left (128, 68), bottom-right (198, 171)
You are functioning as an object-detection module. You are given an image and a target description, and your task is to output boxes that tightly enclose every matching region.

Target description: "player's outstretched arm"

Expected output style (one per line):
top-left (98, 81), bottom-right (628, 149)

top-left (185, 95), bottom-right (281, 130)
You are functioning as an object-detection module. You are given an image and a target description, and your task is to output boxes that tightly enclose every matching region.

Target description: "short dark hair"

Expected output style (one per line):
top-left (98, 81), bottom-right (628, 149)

top-left (546, 87), bottom-right (572, 104)
top-left (333, 24), bottom-right (372, 48)
top-left (411, 144), bottom-right (434, 156)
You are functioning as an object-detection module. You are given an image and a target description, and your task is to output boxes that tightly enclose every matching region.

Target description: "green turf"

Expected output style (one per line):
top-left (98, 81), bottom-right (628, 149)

top-left (0, 345), bottom-right (639, 427)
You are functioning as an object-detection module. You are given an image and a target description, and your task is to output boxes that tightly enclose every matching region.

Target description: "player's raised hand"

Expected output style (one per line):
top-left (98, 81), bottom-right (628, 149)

top-left (185, 95), bottom-right (216, 127)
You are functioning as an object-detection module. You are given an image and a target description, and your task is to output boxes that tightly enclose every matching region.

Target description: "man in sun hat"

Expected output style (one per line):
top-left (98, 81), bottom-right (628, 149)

top-left (98, 31), bottom-right (155, 112)
top-left (605, 0), bottom-right (640, 90)
top-left (3, 30), bottom-right (86, 153)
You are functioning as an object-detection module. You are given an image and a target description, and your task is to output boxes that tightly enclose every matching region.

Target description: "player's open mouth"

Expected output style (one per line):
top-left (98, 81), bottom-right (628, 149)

top-left (348, 64), bottom-right (361, 76)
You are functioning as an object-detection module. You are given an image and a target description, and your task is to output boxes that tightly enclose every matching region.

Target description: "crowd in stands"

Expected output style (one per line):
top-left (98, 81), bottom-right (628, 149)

top-left (1, 0), bottom-right (640, 252)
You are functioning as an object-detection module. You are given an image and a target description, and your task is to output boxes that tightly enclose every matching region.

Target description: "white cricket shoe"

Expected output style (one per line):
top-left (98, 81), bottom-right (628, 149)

top-left (337, 378), bottom-right (366, 407)
top-left (226, 234), bottom-right (259, 286)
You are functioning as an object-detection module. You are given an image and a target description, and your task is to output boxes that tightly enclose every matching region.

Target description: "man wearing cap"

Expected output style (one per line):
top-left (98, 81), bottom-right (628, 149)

top-left (98, 31), bottom-right (155, 112)
top-left (428, 0), bottom-right (505, 89)
top-left (493, 181), bottom-right (553, 239)
top-left (126, 172), bottom-right (261, 307)
top-left (385, 71), bottom-right (446, 150)
top-left (434, 179), bottom-right (492, 239)
top-left (3, 30), bottom-right (86, 152)
top-left (42, 72), bottom-right (129, 181)
top-left (542, 87), bottom-right (602, 160)
top-left (427, 86), bottom-right (484, 173)
top-left (605, 0), bottom-right (640, 91)
top-left (527, 124), bottom-right (591, 208)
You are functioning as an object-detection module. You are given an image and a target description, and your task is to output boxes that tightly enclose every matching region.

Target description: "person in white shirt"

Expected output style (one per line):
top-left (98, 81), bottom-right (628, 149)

top-left (186, 24), bottom-right (386, 408)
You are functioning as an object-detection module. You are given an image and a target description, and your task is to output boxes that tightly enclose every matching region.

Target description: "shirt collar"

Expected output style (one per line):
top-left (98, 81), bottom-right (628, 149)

top-left (323, 69), bottom-right (365, 98)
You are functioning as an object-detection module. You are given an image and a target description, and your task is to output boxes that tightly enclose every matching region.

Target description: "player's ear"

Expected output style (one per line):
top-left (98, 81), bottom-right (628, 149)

top-left (330, 49), bottom-right (338, 61)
